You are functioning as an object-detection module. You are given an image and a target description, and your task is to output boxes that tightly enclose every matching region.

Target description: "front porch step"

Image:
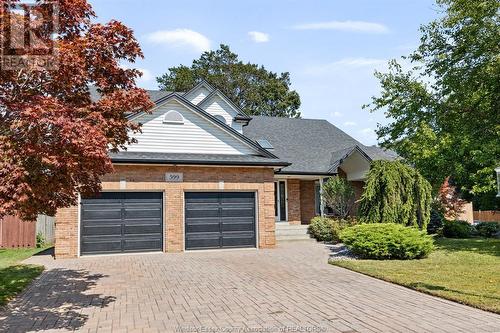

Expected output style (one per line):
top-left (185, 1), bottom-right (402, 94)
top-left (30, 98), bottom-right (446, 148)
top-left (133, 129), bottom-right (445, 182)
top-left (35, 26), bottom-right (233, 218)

top-left (275, 223), bottom-right (312, 241)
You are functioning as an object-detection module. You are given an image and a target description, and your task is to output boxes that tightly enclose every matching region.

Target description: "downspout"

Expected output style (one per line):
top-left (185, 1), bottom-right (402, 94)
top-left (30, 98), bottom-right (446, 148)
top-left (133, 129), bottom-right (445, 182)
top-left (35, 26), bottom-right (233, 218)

top-left (319, 177), bottom-right (325, 217)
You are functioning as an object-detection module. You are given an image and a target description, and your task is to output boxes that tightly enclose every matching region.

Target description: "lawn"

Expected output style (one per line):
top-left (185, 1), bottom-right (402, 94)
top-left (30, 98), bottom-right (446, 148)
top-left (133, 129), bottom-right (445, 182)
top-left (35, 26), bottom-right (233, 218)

top-left (0, 247), bottom-right (48, 306)
top-left (331, 238), bottom-right (500, 313)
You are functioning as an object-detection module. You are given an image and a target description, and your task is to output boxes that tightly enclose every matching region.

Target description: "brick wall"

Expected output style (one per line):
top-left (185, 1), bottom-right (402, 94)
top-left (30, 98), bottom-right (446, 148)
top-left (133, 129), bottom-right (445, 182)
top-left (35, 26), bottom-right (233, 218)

top-left (300, 180), bottom-right (317, 224)
top-left (55, 165), bottom-right (276, 258)
top-left (286, 179), bottom-right (301, 225)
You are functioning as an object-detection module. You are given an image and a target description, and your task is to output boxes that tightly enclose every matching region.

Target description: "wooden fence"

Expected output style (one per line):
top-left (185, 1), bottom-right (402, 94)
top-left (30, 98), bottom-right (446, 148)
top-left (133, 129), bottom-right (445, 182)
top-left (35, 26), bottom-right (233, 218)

top-left (473, 210), bottom-right (500, 222)
top-left (36, 214), bottom-right (55, 244)
top-left (0, 215), bottom-right (36, 248)
top-left (0, 214), bottom-right (55, 248)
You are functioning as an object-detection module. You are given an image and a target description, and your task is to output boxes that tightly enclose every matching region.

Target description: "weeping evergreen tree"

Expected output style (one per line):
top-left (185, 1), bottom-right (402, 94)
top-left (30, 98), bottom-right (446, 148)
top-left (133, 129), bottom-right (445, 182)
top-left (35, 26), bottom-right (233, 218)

top-left (359, 160), bottom-right (432, 229)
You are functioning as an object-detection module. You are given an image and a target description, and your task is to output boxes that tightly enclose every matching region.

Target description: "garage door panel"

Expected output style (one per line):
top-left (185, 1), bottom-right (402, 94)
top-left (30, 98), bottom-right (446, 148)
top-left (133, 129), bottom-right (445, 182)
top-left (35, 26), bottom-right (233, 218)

top-left (81, 238), bottom-right (122, 253)
top-left (222, 233), bottom-right (255, 247)
top-left (185, 221), bottom-right (220, 233)
top-left (124, 223), bottom-right (162, 235)
top-left (185, 192), bottom-right (256, 250)
top-left (221, 208), bottom-right (254, 218)
top-left (124, 208), bottom-right (162, 219)
top-left (82, 208), bottom-right (122, 220)
top-left (123, 237), bottom-right (162, 252)
top-left (186, 233), bottom-right (220, 249)
top-left (80, 192), bottom-right (163, 255)
top-left (82, 224), bottom-right (122, 236)
top-left (222, 221), bottom-right (254, 232)
top-left (185, 208), bottom-right (219, 219)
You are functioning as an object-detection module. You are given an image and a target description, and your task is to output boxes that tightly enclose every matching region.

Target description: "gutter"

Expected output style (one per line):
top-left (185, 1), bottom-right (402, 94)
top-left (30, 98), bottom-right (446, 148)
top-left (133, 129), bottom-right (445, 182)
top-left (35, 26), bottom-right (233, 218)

top-left (111, 158), bottom-right (291, 168)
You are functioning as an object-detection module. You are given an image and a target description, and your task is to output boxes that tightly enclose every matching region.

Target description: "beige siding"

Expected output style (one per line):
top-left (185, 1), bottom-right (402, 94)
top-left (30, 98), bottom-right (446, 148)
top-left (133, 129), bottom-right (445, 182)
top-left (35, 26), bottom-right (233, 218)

top-left (124, 100), bottom-right (255, 155)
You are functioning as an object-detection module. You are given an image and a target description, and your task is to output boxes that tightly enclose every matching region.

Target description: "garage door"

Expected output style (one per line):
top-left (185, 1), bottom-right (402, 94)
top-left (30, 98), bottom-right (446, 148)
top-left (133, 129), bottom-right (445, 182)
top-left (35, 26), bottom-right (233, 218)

top-left (185, 192), bottom-right (256, 250)
top-left (80, 192), bottom-right (163, 255)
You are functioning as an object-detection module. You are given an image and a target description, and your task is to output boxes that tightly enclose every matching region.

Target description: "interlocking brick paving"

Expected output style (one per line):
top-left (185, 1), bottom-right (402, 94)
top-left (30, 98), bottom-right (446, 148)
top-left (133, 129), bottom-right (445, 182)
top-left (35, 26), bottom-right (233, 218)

top-left (1, 241), bottom-right (499, 332)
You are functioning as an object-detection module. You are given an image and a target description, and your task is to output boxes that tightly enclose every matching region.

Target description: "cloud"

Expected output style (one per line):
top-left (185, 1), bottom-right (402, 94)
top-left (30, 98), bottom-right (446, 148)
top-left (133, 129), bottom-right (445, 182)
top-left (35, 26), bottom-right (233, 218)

top-left (292, 20), bottom-right (389, 34)
top-left (303, 57), bottom-right (387, 76)
top-left (248, 31), bottom-right (270, 43)
top-left (343, 121), bottom-right (357, 126)
top-left (136, 68), bottom-right (153, 83)
top-left (332, 111), bottom-right (343, 117)
top-left (146, 29), bottom-right (211, 52)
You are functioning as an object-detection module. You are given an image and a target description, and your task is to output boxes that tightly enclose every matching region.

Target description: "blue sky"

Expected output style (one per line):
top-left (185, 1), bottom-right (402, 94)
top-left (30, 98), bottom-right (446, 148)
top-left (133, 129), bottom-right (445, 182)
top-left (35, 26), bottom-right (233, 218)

top-left (90, 0), bottom-right (438, 145)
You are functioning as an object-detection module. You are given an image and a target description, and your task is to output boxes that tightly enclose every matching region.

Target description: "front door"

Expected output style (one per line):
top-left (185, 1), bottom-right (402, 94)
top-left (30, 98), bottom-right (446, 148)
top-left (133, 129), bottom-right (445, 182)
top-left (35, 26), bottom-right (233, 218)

top-left (274, 181), bottom-right (287, 222)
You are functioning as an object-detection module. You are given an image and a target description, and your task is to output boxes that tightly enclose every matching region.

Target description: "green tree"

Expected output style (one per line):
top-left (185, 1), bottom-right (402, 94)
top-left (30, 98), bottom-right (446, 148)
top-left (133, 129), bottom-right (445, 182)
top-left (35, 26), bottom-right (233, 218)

top-left (359, 161), bottom-right (432, 229)
top-left (321, 177), bottom-right (355, 218)
top-left (365, 0), bottom-right (500, 209)
top-left (157, 44), bottom-right (301, 118)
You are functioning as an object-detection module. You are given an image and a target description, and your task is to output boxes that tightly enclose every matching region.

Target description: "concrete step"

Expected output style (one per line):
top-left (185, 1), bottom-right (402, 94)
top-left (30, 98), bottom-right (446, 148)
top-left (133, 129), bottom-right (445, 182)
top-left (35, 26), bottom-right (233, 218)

top-left (276, 234), bottom-right (314, 241)
top-left (275, 223), bottom-right (309, 230)
top-left (275, 224), bottom-right (311, 239)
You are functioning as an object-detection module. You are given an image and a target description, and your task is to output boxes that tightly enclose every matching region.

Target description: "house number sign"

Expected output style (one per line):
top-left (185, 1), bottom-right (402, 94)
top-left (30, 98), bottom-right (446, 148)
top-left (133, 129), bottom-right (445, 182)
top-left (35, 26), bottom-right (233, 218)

top-left (165, 172), bottom-right (183, 182)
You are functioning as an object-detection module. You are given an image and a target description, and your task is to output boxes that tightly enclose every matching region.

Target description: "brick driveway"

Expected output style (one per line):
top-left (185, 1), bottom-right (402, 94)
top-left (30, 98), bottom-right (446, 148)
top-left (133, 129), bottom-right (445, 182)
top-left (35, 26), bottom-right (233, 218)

top-left (1, 241), bottom-right (499, 333)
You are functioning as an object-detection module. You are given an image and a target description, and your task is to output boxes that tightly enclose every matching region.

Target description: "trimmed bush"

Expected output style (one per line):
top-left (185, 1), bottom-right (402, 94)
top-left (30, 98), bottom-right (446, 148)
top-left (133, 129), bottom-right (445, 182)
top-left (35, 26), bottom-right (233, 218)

top-left (340, 223), bottom-right (434, 260)
top-left (308, 216), bottom-right (357, 243)
top-left (442, 220), bottom-right (472, 238)
top-left (475, 222), bottom-right (500, 238)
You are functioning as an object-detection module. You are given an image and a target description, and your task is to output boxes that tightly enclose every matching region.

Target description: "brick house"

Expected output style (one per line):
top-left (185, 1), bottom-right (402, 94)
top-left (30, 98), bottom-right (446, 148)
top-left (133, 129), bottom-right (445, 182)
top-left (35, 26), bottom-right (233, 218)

top-left (55, 81), bottom-right (396, 258)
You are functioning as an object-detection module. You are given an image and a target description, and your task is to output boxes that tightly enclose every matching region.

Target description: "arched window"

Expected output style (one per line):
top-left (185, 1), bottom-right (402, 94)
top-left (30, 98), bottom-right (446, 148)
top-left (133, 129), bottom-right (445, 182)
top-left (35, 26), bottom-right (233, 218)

top-left (163, 110), bottom-right (184, 124)
top-left (214, 115), bottom-right (226, 124)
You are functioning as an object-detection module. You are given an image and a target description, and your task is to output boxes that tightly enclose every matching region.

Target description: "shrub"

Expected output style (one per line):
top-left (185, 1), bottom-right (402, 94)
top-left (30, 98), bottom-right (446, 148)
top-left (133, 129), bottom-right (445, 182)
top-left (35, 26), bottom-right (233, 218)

top-left (340, 223), bottom-right (434, 260)
top-left (358, 160), bottom-right (432, 229)
top-left (321, 177), bottom-right (355, 218)
top-left (427, 209), bottom-right (444, 235)
top-left (475, 222), bottom-right (500, 238)
top-left (36, 232), bottom-right (45, 248)
top-left (308, 216), bottom-right (358, 243)
top-left (442, 220), bottom-right (472, 238)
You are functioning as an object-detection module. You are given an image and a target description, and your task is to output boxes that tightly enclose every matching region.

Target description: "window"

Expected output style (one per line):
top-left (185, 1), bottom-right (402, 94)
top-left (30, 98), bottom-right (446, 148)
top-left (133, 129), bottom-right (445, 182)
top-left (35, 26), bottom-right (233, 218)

top-left (256, 139), bottom-right (274, 149)
top-left (214, 115), bottom-right (226, 124)
top-left (163, 110), bottom-right (184, 124)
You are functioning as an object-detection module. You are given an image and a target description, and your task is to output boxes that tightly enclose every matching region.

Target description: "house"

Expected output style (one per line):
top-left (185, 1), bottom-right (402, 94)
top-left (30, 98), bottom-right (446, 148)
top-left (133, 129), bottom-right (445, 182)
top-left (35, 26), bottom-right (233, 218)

top-left (54, 81), bottom-right (396, 258)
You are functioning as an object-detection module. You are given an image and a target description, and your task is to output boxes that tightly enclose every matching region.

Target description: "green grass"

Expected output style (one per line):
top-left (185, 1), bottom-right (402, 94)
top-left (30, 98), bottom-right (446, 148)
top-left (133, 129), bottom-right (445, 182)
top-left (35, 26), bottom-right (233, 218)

top-left (0, 247), bottom-right (49, 306)
top-left (331, 238), bottom-right (500, 313)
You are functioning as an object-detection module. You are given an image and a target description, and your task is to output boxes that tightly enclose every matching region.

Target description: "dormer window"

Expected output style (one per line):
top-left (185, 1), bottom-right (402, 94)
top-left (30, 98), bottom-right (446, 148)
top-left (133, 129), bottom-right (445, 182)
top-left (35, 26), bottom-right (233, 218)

top-left (163, 110), bottom-right (184, 124)
top-left (214, 115), bottom-right (227, 124)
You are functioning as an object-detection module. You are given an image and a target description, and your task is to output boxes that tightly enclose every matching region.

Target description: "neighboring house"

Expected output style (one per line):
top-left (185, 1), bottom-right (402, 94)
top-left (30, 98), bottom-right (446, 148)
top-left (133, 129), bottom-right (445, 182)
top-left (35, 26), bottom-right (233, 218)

top-left (55, 81), bottom-right (396, 258)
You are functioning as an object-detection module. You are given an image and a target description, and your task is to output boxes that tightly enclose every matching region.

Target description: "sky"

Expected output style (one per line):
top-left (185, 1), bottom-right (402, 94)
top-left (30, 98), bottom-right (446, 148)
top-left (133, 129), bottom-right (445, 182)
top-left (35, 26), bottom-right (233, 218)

top-left (89, 0), bottom-right (438, 145)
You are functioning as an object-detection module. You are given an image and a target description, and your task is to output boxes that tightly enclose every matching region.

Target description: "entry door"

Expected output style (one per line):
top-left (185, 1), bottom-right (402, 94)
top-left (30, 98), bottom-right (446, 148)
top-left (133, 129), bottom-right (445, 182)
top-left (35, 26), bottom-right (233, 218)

top-left (274, 181), bottom-right (287, 222)
top-left (185, 192), bottom-right (256, 250)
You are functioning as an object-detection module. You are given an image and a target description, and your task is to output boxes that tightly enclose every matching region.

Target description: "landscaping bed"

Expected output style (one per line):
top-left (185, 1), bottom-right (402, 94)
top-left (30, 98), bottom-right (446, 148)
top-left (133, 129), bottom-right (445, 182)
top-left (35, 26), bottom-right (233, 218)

top-left (331, 238), bottom-right (500, 313)
top-left (0, 247), bottom-right (49, 306)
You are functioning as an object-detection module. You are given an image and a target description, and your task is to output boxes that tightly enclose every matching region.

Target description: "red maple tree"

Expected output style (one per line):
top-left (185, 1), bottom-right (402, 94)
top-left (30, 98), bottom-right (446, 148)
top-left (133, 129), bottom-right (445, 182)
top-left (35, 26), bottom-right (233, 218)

top-left (437, 177), bottom-right (466, 220)
top-left (0, 1), bottom-right (154, 220)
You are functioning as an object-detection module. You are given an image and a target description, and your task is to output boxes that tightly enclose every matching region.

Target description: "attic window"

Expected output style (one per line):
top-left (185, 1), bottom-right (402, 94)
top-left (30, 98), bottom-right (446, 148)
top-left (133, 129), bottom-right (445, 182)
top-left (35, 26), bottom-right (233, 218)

top-left (214, 115), bottom-right (226, 124)
top-left (163, 110), bottom-right (184, 124)
top-left (257, 139), bottom-right (274, 149)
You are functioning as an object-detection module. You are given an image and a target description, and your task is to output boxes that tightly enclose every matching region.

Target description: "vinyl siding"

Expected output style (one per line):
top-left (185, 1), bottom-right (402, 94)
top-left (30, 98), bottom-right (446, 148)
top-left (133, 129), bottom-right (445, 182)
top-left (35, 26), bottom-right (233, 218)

top-left (185, 86), bottom-right (211, 105)
top-left (124, 100), bottom-right (255, 155)
top-left (201, 95), bottom-right (243, 133)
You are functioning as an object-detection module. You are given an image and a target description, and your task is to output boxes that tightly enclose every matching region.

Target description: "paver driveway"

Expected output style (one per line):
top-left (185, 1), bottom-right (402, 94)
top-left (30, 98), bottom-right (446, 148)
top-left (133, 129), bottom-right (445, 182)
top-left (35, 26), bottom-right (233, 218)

top-left (1, 241), bottom-right (499, 333)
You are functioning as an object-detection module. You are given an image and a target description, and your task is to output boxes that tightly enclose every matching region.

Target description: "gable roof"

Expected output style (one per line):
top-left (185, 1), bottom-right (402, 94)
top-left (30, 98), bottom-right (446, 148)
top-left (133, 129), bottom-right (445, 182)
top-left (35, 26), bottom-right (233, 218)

top-left (198, 89), bottom-right (252, 120)
top-left (181, 79), bottom-right (216, 100)
top-left (129, 93), bottom-right (279, 159)
top-left (243, 116), bottom-right (397, 175)
top-left (89, 86), bottom-right (173, 103)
